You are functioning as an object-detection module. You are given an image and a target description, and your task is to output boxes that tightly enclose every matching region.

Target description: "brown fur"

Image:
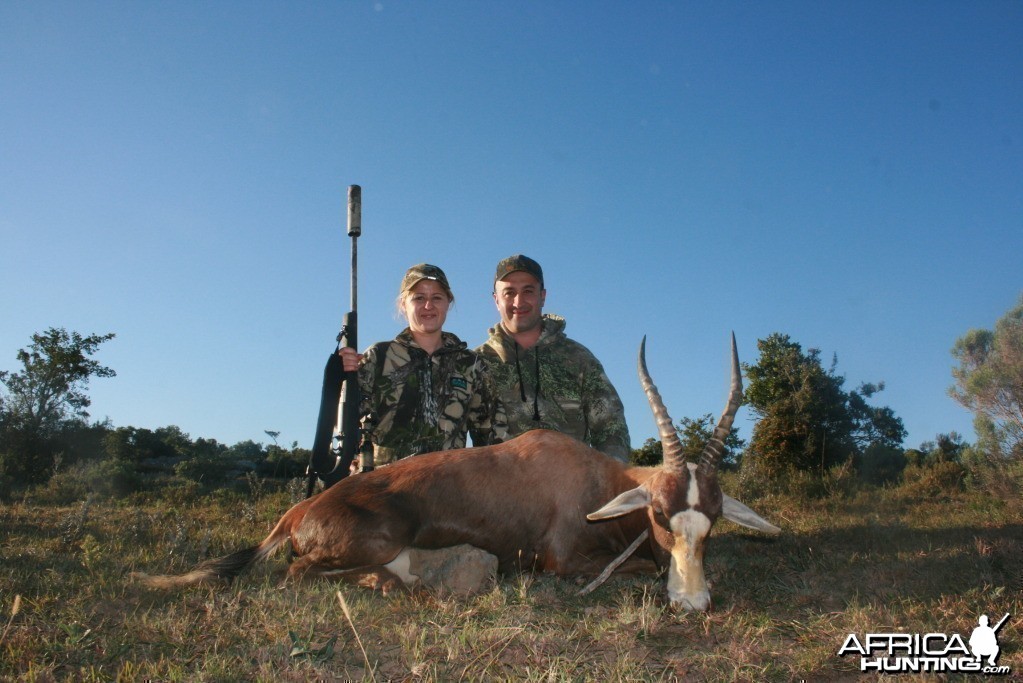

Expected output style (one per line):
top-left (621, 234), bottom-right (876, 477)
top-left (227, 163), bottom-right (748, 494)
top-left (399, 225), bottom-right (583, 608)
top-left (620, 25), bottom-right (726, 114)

top-left (135, 337), bottom-right (779, 610)
top-left (134, 430), bottom-right (662, 590)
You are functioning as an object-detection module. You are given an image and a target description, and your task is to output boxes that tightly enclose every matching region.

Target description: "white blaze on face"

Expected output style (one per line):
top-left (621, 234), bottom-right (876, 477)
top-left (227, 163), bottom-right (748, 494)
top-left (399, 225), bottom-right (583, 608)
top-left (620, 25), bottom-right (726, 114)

top-left (666, 464), bottom-right (713, 610)
top-left (686, 462), bottom-right (702, 507)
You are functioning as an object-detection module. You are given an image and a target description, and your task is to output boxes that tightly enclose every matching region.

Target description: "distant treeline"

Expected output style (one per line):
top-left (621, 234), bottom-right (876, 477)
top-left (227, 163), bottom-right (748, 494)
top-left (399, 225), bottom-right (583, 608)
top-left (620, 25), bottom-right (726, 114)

top-left (1, 418), bottom-right (311, 499)
top-left (3, 287), bottom-right (1021, 501)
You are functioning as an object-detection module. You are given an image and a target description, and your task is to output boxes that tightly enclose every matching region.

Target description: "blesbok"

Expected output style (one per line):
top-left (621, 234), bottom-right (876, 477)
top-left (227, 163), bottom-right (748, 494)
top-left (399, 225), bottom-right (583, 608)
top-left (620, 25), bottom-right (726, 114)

top-left (136, 335), bottom-right (779, 610)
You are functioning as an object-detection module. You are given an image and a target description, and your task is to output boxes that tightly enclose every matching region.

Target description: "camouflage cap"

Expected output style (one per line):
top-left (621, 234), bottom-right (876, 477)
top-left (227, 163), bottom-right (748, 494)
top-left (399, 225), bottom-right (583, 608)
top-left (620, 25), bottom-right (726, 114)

top-left (494, 254), bottom-right (544, 288)
top-left (400, 263), bottom-right (452, 298)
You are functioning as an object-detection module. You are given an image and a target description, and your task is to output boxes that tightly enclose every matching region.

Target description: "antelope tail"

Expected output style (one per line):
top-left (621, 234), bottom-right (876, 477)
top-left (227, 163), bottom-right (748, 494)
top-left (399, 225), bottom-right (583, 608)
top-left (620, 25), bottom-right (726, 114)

top-left (131, 516), bottom-right (293, 589)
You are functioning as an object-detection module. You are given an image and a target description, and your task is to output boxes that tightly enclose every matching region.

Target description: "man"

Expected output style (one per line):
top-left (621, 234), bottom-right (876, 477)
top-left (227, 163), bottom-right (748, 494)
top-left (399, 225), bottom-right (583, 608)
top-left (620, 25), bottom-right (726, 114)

top-left (475, 254), bottom-right (631, 462)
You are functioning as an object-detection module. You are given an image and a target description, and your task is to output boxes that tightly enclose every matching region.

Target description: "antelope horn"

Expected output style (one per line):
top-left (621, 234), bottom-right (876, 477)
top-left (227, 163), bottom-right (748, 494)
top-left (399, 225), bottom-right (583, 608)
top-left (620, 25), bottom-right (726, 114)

top-left (638, 336), bottom-right (685, 472)
top-left (697, 332), bottom-right (743, 475)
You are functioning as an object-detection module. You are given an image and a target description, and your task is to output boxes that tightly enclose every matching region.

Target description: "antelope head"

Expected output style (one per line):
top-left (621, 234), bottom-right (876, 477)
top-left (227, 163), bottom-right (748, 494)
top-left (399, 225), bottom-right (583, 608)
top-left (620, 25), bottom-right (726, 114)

top-left (587, 334), bottom-right (780, 610)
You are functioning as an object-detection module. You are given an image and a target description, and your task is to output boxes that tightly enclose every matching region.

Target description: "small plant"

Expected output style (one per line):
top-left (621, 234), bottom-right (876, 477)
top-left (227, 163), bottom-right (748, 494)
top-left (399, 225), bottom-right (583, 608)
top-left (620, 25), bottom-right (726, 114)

top-left (0, 595), bottom-right (21, 647)
top-left (126, 508), bottom-right (152, 545)
top-left (287, 629), bottom-right (338, 662)
top-left (241, 503), bottom-right (258, 524)
top-left (59, 494), bottom-right (94, 547)
top-left (244, 471), bottom-right (265, 498)
top-left (286, 476), bottom-right (306, 504)
top-left (79, 533), bottom-right (102, 572)
top-left (163, 519), bottom-right (191, 569)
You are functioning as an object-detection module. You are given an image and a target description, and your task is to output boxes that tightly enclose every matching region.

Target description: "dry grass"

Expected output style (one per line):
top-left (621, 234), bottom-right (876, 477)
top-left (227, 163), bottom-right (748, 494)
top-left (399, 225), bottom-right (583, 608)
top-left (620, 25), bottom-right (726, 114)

top-left (1, 477), bottom-right (1021, 681)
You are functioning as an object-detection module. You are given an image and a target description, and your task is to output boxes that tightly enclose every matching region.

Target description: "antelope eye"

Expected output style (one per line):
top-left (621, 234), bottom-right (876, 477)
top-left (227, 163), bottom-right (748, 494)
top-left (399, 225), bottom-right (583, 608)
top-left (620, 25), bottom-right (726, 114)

top-left (652, 505), bottom-right (668, 522)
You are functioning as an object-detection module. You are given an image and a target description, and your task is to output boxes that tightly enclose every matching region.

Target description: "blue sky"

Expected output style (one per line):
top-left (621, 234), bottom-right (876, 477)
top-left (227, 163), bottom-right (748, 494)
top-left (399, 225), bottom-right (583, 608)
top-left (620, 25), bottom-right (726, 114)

top-left (2, 1), bottom-right (1020, 453)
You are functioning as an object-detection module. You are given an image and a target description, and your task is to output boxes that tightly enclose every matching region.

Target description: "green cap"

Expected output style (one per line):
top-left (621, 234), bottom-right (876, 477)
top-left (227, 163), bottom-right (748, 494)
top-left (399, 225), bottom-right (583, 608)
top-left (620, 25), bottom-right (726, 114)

top-left (400, 263), bottom-right (452, 297)
top-left (494, 254), bottom-right (544, 288)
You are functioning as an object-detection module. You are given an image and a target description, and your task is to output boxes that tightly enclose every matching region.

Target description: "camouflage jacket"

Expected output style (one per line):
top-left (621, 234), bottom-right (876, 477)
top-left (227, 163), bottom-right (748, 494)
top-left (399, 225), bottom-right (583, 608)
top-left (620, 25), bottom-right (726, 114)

top-left (475, 314), bottom-right (631, 462)
top-left (357, 329), bottom-right (506, 466)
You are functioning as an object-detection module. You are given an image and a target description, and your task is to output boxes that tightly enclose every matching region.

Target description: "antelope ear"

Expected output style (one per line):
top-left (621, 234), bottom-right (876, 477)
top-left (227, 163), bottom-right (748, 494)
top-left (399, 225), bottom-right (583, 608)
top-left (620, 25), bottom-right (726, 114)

top-left (587, 486), bottom-right (651, 521)
top-left (721, 494), bottom-right (782, 535)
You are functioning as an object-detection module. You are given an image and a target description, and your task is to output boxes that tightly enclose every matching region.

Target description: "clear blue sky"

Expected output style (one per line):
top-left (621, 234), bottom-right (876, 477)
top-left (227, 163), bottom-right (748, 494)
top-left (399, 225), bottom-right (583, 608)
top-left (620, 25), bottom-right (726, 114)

top-left (2, 1), bottom-right (1020, 452)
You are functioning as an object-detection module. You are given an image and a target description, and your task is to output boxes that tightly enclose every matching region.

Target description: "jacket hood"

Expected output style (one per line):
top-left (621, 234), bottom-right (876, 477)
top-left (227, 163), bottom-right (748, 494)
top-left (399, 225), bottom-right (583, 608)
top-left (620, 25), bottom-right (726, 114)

top-left (395, 328), bottom-right (467, 355)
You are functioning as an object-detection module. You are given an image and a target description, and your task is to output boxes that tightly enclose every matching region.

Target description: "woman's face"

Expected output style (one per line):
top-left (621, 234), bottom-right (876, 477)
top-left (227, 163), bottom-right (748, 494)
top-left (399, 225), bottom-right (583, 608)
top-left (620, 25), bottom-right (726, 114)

top-left (402, 279), bottom-right (451, 336)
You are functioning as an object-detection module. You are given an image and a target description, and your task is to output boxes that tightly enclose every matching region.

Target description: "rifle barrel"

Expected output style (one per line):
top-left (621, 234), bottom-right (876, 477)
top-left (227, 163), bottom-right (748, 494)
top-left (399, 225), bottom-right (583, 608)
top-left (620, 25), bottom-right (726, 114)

top-left (348, 185), bottom-right (360, 321)
top-left (993, 612), bottom-right (1010, 632)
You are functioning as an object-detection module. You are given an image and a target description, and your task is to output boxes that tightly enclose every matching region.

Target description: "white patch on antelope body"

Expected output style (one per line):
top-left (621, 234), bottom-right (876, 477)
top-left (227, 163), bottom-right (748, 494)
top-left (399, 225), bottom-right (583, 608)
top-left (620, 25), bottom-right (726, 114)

top-left (383, 548), bottom-right (418, 584)
top-left (316, 548), bottom-right (419, 586)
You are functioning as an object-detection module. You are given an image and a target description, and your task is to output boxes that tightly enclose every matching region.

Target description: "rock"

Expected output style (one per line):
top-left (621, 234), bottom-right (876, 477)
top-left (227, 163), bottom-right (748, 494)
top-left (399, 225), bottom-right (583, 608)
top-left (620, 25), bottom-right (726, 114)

top-left (406, 544), bottom-right (498, 596)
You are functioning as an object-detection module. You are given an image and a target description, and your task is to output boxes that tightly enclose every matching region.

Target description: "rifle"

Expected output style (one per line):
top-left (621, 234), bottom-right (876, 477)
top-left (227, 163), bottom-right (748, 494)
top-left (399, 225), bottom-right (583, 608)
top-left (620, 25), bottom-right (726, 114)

top-left (306, 184), bottom-right (362, 497)
top-left (992, 613), bottom-right (1010, 632)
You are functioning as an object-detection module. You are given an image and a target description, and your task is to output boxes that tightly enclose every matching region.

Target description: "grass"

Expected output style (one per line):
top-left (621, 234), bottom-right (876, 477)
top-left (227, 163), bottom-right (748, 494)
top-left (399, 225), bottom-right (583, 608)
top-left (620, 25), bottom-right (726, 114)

top-left (1, 475), bottom-right (1021, 682)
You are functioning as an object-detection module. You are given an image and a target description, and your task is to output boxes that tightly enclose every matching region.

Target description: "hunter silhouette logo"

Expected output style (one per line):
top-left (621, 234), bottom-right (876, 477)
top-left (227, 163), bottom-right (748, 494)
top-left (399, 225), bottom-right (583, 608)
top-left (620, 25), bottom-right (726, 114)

top-left (970, 613), bottom-right (1009, 667)
top-left (838, 613), bottom-right (1012, 675)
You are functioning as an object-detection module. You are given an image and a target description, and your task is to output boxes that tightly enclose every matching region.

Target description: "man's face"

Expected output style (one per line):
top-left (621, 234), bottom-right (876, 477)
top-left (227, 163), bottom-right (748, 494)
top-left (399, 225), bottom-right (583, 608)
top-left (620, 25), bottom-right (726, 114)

top-left (494, 271), bottom-right (546, 335)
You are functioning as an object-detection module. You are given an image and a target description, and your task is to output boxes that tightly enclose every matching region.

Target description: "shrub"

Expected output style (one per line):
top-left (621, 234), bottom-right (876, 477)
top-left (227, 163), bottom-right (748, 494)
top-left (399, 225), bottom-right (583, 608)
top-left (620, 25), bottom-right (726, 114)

top-left (899, 461), bottom-right (966, 500)
top-left (0, 426), bottom-right (54, 485)
top-left (173, 454), bottom-right (235, 486)
top-left (734, 458), bottom-right (858, 500)
top-left (258, 447), bottom-right (308, 478)
top-left (161, 478), bottom-right (203, 507)
top-left (854, 443), bottom-right (906, 486)
top-left (38, 458), bottom-right (141, 503)
top-left (960, 447), bottom-right (1023, 501)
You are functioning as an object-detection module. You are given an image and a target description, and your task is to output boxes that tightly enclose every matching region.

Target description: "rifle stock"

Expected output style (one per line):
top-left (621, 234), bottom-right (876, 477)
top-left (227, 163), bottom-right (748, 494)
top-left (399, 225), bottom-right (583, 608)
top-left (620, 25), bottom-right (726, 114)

top-left (333, 310), bottom-right (361, 479)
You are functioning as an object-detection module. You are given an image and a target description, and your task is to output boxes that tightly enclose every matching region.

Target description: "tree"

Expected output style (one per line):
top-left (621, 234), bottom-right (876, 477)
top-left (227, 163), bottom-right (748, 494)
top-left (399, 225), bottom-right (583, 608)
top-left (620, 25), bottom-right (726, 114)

top-left (743, 333), bottom-right (905, 479)
top-left (847, 383), bottom-right (906, 452)
top-left (631, 414), bottom-right (746, 469)
top-left (743, 334), bottom-right (851, 476)
top-left (104, 426), bottom-right (179, 464)
top-left (917, 431), bottom-right (968, 465)
top-left (950, 295), bottom-right (1023, 459)
top-left (631, 437), bottom-right (663, 467)
top-left (0, 328), bottom-right (115, 483)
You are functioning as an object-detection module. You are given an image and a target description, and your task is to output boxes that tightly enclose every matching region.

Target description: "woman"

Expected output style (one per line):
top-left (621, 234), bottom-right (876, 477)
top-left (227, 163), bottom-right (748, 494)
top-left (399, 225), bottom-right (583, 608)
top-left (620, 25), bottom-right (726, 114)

top-left (339, 263), bottom-right (505, 469)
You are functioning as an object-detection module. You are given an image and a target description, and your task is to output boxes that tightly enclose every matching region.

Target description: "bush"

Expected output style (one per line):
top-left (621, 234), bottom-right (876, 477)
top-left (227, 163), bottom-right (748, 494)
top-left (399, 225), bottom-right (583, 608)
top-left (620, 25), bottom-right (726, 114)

top-left (899, 461), bottom-right (966, 500)
top-left (854, 443), bottom-right (906, 486)
top-left (173, 454), bottom-right (236, 486)
top-left (38, 458), bottom-right (141, 503)
top-left (258, 447), bottom-right (308, 478)
top-left (161, 478), bottom-right (204, 507)
top-left (0, 426), bottom-right (54, 486)
top-left (960, 447), bottom-right (1023, 501)
top-left (734, 457), bottom-right (858, 500)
